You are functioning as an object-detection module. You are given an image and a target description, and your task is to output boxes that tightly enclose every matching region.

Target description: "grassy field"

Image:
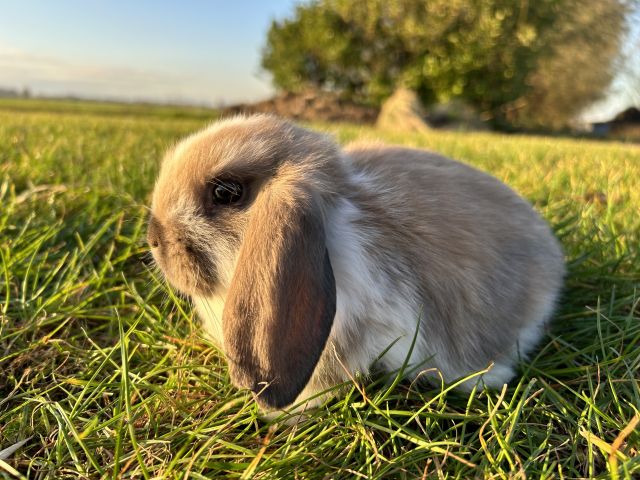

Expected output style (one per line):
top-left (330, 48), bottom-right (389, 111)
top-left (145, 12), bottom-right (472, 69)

top-left (0, 99), bottom-right (639, 479)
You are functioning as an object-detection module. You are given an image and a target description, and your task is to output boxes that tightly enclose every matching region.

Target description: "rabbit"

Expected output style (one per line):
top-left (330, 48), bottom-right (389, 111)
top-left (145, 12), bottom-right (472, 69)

top-left (147, 114), bottom-right (565, 413)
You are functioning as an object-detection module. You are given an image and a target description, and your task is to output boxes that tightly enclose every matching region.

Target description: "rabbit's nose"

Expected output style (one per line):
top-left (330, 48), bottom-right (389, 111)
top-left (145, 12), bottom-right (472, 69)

top-left (147, 214), bottom-right (164, 248)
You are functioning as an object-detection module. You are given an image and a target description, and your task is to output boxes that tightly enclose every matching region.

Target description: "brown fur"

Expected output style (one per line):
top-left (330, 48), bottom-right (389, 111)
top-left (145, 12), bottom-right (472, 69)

top-left (223, 174), bottom-right (336, 408)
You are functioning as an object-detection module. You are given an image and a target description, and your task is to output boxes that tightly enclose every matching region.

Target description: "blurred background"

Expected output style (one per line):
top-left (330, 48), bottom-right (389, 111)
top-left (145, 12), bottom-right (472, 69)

top-left (1, 0), bottom-right (639, 137)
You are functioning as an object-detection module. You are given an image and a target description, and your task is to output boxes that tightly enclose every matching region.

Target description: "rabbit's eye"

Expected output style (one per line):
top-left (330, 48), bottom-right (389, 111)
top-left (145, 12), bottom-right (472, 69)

top-left (211, 179), bottom-right (243, 205)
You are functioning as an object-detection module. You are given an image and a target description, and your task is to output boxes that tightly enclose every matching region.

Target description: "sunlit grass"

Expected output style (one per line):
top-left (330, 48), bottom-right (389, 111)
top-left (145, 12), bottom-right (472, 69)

top-left (1, 101), bottom-right (639, 478)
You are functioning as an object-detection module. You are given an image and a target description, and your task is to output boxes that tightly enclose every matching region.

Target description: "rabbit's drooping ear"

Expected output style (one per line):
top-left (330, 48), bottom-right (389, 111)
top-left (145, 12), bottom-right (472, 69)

top-left (222, 179), bottom-right (336, 410)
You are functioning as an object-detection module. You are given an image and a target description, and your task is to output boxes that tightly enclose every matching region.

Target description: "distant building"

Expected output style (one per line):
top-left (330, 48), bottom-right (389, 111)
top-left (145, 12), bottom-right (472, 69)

top-left (611, 107), bottom-right (640, 124)
top-left (590, 106), bottom-right (640, 139)
top-left (591, 122), bottom-right (611, 137)
top-left (610, 107), bottom-right (640, 139)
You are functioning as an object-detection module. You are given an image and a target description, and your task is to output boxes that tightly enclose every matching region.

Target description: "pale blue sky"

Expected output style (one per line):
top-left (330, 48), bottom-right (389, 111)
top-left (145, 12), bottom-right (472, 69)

top-left (0, 0), bottom-right (298, 105)
top-left (0, 0), bottom-right (637, 120)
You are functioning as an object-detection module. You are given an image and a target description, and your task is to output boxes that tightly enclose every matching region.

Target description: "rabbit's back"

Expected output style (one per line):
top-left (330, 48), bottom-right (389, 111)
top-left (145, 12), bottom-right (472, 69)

top-left (340, 144), bottom-right (564, 382)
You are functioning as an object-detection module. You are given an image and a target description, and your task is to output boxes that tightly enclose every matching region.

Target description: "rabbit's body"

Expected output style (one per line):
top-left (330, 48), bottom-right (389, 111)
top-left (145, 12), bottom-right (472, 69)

top-left (149, 115), bottom-right (564, 412)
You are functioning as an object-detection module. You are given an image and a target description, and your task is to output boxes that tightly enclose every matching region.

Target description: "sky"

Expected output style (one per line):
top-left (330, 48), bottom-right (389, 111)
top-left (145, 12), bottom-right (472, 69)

top-left (0, 0), bottom-right (298, 106)
top-left (0, 0), bottom-right (638, 120)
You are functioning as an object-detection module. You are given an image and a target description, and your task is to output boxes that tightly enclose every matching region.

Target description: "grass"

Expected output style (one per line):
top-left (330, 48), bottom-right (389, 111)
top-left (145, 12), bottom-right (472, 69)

top-left (0, 99), bottom-right (639, 479)
top-left (0, 97), bottom-right (219, 120)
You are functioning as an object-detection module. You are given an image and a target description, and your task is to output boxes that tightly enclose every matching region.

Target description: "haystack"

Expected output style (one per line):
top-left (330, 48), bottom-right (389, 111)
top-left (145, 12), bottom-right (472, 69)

top-left (376, 88), bottom-right (430, 133)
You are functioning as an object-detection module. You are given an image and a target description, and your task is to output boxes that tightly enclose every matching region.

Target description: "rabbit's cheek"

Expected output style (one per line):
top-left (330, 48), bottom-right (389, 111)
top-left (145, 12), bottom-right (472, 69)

top-left (154, 239), bottom-right (218, 296)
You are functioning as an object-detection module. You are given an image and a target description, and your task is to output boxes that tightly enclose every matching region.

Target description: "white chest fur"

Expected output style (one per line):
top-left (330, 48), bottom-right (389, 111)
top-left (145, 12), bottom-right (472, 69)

top-left (193, 294), bottom-right (227, 347)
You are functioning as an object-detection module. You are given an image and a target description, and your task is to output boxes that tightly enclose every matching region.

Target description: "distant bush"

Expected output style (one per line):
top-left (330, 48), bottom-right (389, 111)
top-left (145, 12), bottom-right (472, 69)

top-left (262, 0), bottom-right (634, 129)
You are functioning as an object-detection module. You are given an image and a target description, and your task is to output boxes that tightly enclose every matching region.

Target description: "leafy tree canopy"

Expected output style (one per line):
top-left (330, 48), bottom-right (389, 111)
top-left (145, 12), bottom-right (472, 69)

top-left (262, 0), bottom-right (633, 128)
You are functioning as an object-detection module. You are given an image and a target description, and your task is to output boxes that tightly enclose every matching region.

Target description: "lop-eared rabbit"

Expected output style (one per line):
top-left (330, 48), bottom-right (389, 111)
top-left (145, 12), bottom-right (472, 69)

top-left (148, 115), bottom-right (564, 413)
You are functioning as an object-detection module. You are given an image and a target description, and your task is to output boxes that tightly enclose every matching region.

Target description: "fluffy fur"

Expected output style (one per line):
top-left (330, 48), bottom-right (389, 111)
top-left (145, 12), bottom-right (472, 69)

top-left (148, 115), bottom-right (565, 412)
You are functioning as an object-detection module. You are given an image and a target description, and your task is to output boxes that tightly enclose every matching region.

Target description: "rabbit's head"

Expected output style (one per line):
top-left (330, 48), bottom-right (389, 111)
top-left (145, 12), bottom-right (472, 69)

top-left (148, 115), bottom-right (342, 409)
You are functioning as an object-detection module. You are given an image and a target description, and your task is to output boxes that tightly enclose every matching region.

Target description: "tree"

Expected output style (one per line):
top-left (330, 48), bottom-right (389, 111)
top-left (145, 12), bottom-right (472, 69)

top-left (261, 0), bottom-right (632, 129)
